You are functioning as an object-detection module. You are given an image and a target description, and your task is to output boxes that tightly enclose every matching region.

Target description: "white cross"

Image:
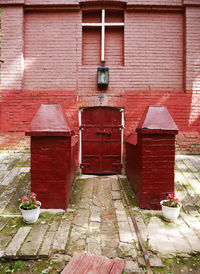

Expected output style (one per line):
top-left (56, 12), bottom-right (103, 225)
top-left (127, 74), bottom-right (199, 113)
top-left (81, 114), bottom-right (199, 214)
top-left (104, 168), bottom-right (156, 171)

top-left (82, 9), bottom-right (124, 64)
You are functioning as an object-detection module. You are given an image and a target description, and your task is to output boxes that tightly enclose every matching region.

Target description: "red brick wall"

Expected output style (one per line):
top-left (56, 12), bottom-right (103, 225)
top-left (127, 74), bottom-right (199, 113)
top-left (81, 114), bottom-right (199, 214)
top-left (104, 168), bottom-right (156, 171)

top-left (0, 2), bottom-right (200, 154)
top-left (125, 11), bottom-right (183, 91)
top-left (24, 11), bottom-right (78, 90)
top-left (185, 7), bottom-right (200, 92)
top-left (1, 6), bottom-right (24, 90)
top-left (127, 0), bottom-right (182, 6)
top-left (25, 0), bottom-right (78, 4)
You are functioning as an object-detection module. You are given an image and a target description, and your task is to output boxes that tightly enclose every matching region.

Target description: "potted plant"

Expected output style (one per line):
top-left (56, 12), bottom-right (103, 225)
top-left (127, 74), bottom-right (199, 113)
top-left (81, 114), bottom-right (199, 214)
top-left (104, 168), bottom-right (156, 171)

top-left (19, 192), bottom-right (41, 224)
top-left (160, 194), bottom-right (181, 222)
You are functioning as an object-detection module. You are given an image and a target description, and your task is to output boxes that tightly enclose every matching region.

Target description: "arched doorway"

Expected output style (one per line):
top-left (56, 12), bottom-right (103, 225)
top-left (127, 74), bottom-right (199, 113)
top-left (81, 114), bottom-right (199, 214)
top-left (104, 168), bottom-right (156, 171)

top-left (79, 107), bottom-right (124, 174)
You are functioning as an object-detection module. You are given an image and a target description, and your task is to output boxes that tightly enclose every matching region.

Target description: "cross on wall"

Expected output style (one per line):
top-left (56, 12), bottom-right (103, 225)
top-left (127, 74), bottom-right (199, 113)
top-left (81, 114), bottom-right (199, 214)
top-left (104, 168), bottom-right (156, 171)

top-left (82, 9), bottom-right (124, 64)
top-left (98, 94), bottom-right (104, 104)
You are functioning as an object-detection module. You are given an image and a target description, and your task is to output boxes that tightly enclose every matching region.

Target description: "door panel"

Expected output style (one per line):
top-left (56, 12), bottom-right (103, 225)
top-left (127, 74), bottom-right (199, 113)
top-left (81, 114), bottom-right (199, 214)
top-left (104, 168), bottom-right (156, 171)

top-left (81, 107), bottom-right (122, 174)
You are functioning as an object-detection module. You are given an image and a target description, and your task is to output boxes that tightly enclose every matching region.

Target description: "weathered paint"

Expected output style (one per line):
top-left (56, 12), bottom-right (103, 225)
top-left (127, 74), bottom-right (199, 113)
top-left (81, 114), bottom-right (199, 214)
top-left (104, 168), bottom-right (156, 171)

top-left (0, 1), bottom-right (199, 156)
top-left (26, 104), bottom-right (74, 136)
top-left (126, 106), bottom-right (178, 209)
top-left (61, 253), bottom-right (126, 274)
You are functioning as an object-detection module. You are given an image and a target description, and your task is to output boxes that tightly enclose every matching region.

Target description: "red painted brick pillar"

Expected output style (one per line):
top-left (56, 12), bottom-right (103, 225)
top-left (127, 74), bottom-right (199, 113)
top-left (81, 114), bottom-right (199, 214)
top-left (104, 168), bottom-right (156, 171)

top-left (126, 106), bottom-right (178, 210)
top-left (26, 103), bottom-right (76, 209)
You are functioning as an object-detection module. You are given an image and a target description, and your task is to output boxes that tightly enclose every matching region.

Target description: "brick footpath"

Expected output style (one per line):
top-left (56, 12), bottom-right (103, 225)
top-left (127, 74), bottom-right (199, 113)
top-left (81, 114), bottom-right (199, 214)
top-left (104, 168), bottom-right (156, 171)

top-left (0, 151), bottom-right (200, 272)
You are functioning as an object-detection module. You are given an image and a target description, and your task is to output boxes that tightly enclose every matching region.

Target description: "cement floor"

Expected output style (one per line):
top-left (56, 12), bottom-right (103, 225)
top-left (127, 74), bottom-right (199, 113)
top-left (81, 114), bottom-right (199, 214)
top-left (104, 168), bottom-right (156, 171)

top-left (0, 150), bottom-right (200, 273)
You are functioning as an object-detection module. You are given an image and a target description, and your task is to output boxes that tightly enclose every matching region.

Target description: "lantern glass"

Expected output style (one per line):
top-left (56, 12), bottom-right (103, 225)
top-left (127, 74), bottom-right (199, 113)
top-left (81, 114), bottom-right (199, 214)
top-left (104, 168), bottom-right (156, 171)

top-left (97, 67), bottom-right (109, 86)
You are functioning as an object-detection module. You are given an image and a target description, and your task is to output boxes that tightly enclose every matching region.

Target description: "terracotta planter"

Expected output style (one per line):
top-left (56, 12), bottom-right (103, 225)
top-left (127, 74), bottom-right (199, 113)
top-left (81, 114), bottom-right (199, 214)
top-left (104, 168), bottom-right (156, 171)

top-left (160, 200), bottom-right (181, 222)
top-left (20, 202), bottom-right (41, 224)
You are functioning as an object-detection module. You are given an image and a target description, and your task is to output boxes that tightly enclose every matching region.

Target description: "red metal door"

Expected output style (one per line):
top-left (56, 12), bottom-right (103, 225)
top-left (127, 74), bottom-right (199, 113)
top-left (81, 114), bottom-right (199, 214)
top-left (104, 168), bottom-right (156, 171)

top-left (81, 107), bottom-right (122, 174)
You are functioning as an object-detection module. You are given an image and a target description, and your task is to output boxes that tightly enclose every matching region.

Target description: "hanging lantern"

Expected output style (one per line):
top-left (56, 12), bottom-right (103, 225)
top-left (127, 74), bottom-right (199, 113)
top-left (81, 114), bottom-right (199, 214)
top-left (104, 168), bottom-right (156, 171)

top-left (97, 61), bottom-right (109, 87)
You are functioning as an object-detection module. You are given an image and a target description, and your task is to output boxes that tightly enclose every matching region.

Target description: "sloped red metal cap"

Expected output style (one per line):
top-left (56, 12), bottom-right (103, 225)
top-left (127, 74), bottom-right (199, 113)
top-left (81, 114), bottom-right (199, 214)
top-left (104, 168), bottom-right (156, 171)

top-left (26, 103), bottom-right (74, 136)
top-left (137, 106), bottom-right (178, 134)
top-left (126, 132), bottom-right (137, 145)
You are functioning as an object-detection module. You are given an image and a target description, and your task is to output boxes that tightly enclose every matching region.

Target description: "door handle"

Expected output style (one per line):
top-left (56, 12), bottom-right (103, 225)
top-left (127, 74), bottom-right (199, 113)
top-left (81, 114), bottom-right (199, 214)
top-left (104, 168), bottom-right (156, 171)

top-left (96, 130), bottom-right (111, 135)
top-left (104, 131), bottom-right (111, 135)
top-left (96, 130), bottom-right (104, 134)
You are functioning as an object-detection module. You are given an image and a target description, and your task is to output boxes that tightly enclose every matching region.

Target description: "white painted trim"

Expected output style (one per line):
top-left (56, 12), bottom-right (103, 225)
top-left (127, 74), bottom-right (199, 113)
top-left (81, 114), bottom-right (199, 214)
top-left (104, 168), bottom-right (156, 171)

top-left (82, 23), bottom-right (124, 27)
top-left (82, 23), bottom-right (102, 26)
top-left (78, 109), bottom-right (83, 166)
top-left (101, 9), bottom-right (105, 62)
top-left (120, 108), bottom-right (124, 164)
top-left (105, 22), bottom-right (124, 26)
top-left (82, 9), bottom-right (124, 64)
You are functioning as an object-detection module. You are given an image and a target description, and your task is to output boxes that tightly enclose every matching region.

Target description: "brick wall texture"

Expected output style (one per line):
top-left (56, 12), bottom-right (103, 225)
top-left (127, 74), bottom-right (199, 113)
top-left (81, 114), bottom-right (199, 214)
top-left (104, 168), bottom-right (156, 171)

top-left (0, 0), bottom-right (200, 154)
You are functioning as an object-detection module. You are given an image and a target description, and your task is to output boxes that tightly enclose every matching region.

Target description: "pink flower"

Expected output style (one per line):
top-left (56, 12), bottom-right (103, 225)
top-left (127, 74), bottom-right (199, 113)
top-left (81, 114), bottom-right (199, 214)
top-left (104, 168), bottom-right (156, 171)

top-left (30, 192), bottom-right (37, 197)
top-left (22, 196), bottom-right (28, 200)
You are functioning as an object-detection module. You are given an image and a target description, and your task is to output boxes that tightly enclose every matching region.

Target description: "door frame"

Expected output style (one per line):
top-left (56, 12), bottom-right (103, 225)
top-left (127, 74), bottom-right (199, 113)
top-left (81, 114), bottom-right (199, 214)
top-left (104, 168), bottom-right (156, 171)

top-left (78, 107), bottom-right (124, 172)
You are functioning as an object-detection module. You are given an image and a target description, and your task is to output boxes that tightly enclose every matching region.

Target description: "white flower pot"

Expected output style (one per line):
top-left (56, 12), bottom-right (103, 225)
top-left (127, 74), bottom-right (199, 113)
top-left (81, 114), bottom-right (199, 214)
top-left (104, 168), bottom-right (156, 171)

top-left (160, 200), bottom-right (181, 222)
top-left (20, 202), bottom-right (41, 224)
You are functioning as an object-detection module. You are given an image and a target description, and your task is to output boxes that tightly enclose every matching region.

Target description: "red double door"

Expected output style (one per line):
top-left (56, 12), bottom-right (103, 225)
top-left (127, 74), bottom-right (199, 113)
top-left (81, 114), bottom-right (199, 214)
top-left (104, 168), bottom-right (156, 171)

top-left (81, 107), bottom-right (122, 174)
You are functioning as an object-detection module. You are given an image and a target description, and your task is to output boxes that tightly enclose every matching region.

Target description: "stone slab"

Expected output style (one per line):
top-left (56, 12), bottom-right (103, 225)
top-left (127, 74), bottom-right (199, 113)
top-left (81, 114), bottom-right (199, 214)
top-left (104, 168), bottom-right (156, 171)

top-left (135, 215), bottom-right (148, 242)
top-left (87, 238), bottom-right (101, 256)
top-left (0, 186), bottom-right (17, 214)
top-left (82, 180), bottom-right (94, 199)
top-left (138, 256), bottom-right (163, 267)
top-left (90, 209), bottom-right (101, 223)
top-left (177, 218), bottom-right (200, 253)
top-left (124, 260), bottom-right (141, 274)
top-left (0, 218), bottom-right (10, 232)
top-left (181, 213), bottom-right (200, 238)
top-left (18, 223), bottom-right (48, 258)
top-left (4, 227), bottom-right (31, 258)
top-left (111, 191), bottom-right (121, 200)
top-left (118, 242), bottom-right (137, 258)
top-left (118, 222), bottom-right (134, 243)
top-left (88, 221), bottom-right (101, 240)
top-left (53, 219), bottom-right (71, 252)
top-left (72, 216), bottom-right (89, 228)
top-left (115, 210), bottom-right (128, 222)
top-left (113, 200), bottom-right (124, 211)
top-left (147, 217), bottom-right (176, 256)
top-left (39, 230), bottom-right (55, 258)
top-left (111, 178), bottom-right (120, 191)
top-left (127, 217), bottom-right (137, 242)
top-left (1, 167), bottom-right (21, 186)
